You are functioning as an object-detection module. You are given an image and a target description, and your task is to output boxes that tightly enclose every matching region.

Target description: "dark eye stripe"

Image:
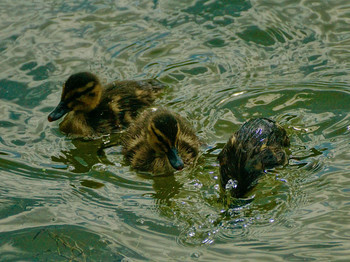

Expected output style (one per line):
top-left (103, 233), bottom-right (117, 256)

top-left (64, 85), bottom-right (95, 104)
top-left (151, 126), bottom-right (168, 146)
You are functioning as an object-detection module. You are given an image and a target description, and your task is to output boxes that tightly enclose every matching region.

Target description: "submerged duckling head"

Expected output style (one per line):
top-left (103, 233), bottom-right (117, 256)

top-left (147, 112), bottom-right (184, 170)
top-left (48, 72), bottom-right (103, 122)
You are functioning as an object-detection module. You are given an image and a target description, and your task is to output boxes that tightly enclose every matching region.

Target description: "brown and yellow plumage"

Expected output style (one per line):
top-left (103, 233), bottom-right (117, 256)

top-left (48, 72), bottom-right (164, 137)
top-left (122, 108), bottom-right (200, 175)
top-left (218, 118), bottom-right (290, 198)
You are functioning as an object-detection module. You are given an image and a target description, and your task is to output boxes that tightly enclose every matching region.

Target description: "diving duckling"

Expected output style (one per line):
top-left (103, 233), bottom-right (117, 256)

top-left (218, 118), bottom-right (290, 198)
top-left (122, 108), bottom-right (200, 175)
top-left (48, 72), bottom-right (164, 137)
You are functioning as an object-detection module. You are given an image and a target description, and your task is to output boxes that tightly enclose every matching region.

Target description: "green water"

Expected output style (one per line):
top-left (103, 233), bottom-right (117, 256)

top-left (1, 0), bottom-right (350, 261)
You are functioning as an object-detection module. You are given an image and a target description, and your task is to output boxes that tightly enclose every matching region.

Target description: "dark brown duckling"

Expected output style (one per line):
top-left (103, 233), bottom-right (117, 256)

top-left (218, 118), bottom-right (290, 198)
top-left (122, 108), bottom-right (200, 175)
top-left (48, 72), bottom-right (164, 137)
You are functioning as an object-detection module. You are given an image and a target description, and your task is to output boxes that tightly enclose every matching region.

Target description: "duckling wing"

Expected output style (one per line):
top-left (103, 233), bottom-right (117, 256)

top-left (175, 114), bottom-right (200, 163)
top-left (106, 79), bottom-right (164, 94)
top-left (135, 79), bottom-right (165, 93)
top-left (244, 146), bottom-right (288, 173)
top-left (103, 80), bottom-right (164, 127)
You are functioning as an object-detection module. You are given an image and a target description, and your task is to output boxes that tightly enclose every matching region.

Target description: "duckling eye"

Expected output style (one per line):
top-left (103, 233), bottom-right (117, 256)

top-left (88, 93), bottom-right (96, 97)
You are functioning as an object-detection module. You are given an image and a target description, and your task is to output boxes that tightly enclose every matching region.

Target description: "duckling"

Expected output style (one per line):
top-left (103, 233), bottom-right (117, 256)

top-left (48, 72), bottom-right (164, 137)
top-left (218, 118), bottom-right (290, 198)
top-left (122, 108), bottom-right (200, 175)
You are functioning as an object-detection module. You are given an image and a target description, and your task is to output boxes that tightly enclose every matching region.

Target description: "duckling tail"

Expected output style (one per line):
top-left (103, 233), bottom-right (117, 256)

top-left (138, 79), bottom-right (165, 93)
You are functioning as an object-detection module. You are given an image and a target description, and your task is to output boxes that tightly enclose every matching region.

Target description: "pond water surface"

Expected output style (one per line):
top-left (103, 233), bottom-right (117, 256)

top-left (1, 0), bottom-right (350, 261)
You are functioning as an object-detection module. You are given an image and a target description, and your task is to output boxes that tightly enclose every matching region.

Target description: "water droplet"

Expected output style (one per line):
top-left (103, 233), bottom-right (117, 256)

top-left (225, 179), bottom-right (238, 190)
top-left (202, 238), bottom-right (214, 245)
top-left (92, 163), bottom-right (107, 171)
top-left (191, 252), bottom-right (201, 259)
top-left (188, 231), bottom-right (195, 237)
top-left (137, 218), bottom-right (145, 224)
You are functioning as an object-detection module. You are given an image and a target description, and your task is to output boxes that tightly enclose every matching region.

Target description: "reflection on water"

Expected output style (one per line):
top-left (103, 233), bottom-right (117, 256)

top-left (50, 136), bottom-right (120, 172)
top-left (1, 0), bottom-right (350, 260)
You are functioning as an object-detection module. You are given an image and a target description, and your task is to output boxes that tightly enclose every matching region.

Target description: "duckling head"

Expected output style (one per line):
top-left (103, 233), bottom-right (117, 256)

top-left (48, 72), bottom-right (103, 122)
top-left (147, 112), bottom-right (184, 171)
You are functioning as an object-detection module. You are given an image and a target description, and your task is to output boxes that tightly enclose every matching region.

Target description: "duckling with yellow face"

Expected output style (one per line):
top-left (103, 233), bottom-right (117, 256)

top-left (48, 72), bottom-right (164, 137)
top-left (218, 118), bottom-right (290, 198)
top-left (122, 108), bottom-right (200, 175)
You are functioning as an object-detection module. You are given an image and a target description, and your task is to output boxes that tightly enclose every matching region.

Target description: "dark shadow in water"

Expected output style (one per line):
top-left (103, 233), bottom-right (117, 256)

top-left (237, 26), bottom-right (292, 46)
top-left (0, 80), bottom-right (53, 109)
top-left (80, 179), bottom-right (105, 189)
top-left (51, 135), bottom-right (121, 173)
top-left (0, 60), bottom-right (56, 108)
top-left (0, 225), bottom-right (139, 261)
top-left (290, 147), bottom-right (324, 161)
top-left (159, 0), bottom-right (252, 28)
top-left (20, 61), bottom-right (56, 81)
top-left (184, 0), bottom-right (251, 21)
top-left (0, 34), bottom-right (19, 53)
top-left (151, 174), bottom-right (183, 206)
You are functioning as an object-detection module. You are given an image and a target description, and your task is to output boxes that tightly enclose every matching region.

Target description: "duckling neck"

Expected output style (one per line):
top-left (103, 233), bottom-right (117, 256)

top-left (60, 111), bottom-right (94, 137)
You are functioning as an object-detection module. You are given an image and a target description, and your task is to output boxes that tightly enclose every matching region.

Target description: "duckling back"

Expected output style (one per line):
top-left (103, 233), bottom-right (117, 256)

top-left (102, 79), bottom-right (164, 128)
top-left (218, 118), bottom-right (289, 198)
top-left (122, 108), bottom-right (200, 175)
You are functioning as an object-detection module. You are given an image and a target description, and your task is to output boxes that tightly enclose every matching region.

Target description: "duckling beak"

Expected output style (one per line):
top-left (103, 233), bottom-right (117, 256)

top-left (167, 147), bottom-right (184, 170)
top-left (48, 101), bottom-right (70, 122)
